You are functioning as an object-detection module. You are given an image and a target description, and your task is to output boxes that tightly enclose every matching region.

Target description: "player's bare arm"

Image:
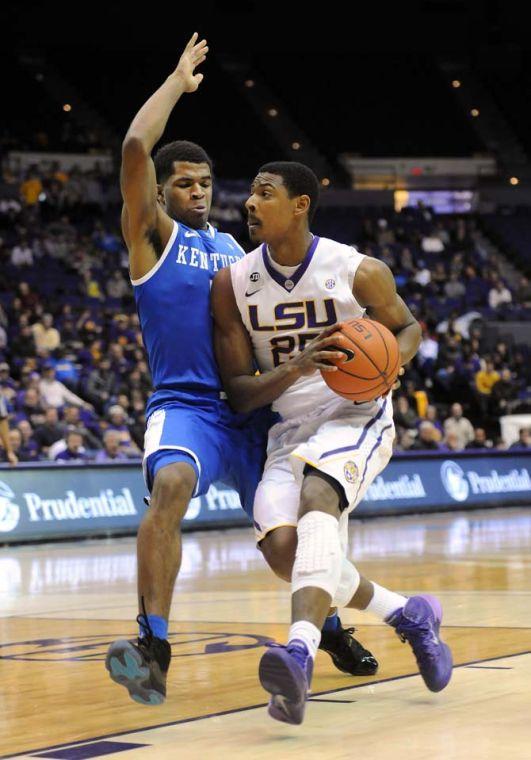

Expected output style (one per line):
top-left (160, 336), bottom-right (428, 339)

top-left (353, 257), bottom-right (421, 365)
top-left (211, 268), bottom-right (345, 413)
top-left (121, 33), bottom-right (208, 279)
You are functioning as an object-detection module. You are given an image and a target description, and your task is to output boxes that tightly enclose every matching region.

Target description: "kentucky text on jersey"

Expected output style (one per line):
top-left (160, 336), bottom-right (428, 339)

top-left (132, 220), bottom-right (244, 416)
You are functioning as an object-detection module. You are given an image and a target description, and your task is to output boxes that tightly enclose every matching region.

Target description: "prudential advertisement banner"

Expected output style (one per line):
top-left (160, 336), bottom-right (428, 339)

top-left (0, 452), bottom-right (529, 543)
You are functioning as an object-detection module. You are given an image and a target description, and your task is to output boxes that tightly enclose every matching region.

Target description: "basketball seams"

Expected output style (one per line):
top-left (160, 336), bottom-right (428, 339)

top-left (322, 317), bottom-right (400, 402)
top-left (342, 319), bottom-right (388, 376)
top-left (368, 319), bottom-right (391, 373)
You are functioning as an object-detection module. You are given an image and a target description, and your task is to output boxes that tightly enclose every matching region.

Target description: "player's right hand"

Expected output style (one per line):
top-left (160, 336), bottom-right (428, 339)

top-left (172, 33), bottom-right (209, 93)
top-left (290, 324), bottom-right (347, 376)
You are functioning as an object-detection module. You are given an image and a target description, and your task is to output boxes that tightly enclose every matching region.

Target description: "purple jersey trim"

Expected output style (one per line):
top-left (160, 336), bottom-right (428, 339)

top-left (261, 236), bottom-right (320, 292)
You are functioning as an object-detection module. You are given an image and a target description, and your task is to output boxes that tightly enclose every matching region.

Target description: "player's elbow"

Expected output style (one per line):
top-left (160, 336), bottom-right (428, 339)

top-left (224, 380), bottom-right (255, 414)
top-left (122, 134), bottom-right (150, 161)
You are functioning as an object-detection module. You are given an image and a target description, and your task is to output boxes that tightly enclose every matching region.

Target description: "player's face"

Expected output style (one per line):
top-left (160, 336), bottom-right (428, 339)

top-left (245, 173), bottom-right (299, 244)
top-left (160, 161), bottom-right (212, 229)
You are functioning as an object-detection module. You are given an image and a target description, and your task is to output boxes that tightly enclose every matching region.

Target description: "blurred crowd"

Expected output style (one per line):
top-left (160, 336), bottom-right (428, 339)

top-left (0, 162), bottom-right (529, 465)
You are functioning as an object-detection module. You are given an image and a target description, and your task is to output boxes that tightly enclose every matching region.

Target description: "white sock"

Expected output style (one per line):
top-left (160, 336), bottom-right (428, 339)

top-left (288, 620), bottom-right (321, 659)
top-left (365, 582), bottom-right (407, 622)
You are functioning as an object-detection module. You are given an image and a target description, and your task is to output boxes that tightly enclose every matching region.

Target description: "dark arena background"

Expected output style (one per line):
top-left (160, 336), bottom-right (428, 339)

top-left (1, 2), bottom-right (530, 758)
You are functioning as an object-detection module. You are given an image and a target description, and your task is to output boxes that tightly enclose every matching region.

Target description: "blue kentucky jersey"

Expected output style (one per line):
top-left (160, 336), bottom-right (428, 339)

top-left (133, 220), bottom-right (245, 417)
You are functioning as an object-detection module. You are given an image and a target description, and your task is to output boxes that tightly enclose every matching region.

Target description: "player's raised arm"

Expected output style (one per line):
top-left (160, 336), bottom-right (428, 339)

top-left (211, 268), bottom-right (345, 414)
top-left (121, 33), bottom-right (208, 279)
top-left (354, 257), bottom-right (421, 365)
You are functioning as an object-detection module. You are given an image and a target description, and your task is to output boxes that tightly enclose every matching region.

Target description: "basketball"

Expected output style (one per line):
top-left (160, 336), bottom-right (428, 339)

top-left (321, 318), bottom-right (400, 402)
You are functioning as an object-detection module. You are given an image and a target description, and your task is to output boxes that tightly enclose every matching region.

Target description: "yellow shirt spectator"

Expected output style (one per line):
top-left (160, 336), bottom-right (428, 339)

top-left (20, 177), bottom-right (43, 206)
top-left (475, 365), bottom-right (500, 395)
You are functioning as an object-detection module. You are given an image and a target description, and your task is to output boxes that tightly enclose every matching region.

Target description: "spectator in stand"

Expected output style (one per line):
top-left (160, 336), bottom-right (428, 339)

top-left (85, 357), bottom-right (117, 412)
top-left (33, 407), bottom-right (65, 455)
top-left (444, 272), bottom-right (466, 300)
top-left (18, 387), bottom-right (46, 427)
top-left (16, 419), bottom-right (40, 460)
top-left (491, 368), bottom-right (519, 416)
top-left (394, 429), bottom-right (416, 452)
top-left (465, 428), bottom-right (490, 450)
top-left (394, 395), bottom-right (418, 430)
top-left (106, 270), bottom-right (129, 300)
top-left (94, 430), bottom-right (130, 462)
top-left (11, 236), bottom-right (34, 267)
top-left (515, 275), bottom-right (531, 306)
top-left (11, 324), bottom-right (37, 358)
top-left (475, 359), bottom-right (500, 413)
top-left (443, 403), bottom-right (474, 450)
top-left (17, 281), bottom-right (40, 311)
top-left (425, 405), bottom-right (444, 435)
top-left (1, 429), bottom-right (32, 463)
top-left (417, 331), bottom-right (439, 376)
top-left (0, 394), bottom-right (17, 465)
top-left (442, 431), bottom-right (461, 452)
top-left (0, 363), bottom-right (16, 391)
top-left (509, 427), bottom-right (530, 451)
top-left (20, 169), bottom-right (43, 207)
top-left (410, 421), bottom-right (441, 450)
top-left (489, 281), bottom-right (512, 311)
top-left (38, 364), bottom-right (92, 410)
top-left (32, 313), bottom-right (61, 352)
top-left (54, 430), bottom-right (87, 462)
top-left (62, 405), bottom-right (101, 449)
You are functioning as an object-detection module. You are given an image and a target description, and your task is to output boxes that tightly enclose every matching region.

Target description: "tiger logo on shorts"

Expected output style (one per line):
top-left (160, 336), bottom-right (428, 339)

top-left (343, 461), bottom-right (359, 484)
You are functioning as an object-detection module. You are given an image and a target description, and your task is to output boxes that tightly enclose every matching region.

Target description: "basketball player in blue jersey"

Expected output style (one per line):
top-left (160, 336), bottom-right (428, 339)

top-left (105, 36), bottom-right (375, 706)
top-left (212, 162), bottom-right (453, 724)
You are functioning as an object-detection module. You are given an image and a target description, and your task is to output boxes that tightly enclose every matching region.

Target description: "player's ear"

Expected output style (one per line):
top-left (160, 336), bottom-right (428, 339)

top-left (294, 194), bottom-right (311, 219)
top-left (156, 184), bottom-right (165, 205)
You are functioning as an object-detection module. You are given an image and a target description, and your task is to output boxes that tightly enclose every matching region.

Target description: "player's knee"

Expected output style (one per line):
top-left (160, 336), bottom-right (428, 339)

top-left (151, 464), bottom-right (196, 522)
top-left (299, 470), bottom-right (341, 519)
top-left (260, 527), bottom-right (297, 582)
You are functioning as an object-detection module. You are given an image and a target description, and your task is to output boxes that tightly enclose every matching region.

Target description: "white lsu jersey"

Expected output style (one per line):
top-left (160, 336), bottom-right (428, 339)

top-left (230, 235), bottom-right (371, 420)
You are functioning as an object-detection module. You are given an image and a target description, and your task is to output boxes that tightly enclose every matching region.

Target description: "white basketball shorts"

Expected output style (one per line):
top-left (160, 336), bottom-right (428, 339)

top-left (253, 396), bottom-right (395, 543)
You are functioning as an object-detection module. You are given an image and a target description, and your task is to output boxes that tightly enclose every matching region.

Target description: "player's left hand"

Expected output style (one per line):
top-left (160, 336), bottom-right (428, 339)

top-left (172, 33), bottom-right (209, 93)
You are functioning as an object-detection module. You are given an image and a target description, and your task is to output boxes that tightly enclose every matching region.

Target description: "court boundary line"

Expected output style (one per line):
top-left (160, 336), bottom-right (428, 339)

top-left (4, 648), bottom-right (530, 759)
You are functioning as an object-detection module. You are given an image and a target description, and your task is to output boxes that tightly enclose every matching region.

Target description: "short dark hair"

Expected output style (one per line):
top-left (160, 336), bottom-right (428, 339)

top-left (154, 140), bottom-right (213, 183)
top-left (258, 161), bottom-right (320, 223)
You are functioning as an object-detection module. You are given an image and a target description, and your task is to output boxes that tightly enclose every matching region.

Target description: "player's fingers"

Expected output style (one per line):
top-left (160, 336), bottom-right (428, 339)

top-left (194, 73), bottom-right (204, 86)
top-left (314, 351), bottom-right (345, 362)
top-left (315, 335), bottom-right (344, 349)
top-left (316, 363), bottom-right (338, 372)
top-left (193, 55), bottom-right (207, 68)
top-left (186, 32), bottom-right (199, 50)
top-left (317, 323), bottom-right (343, 339)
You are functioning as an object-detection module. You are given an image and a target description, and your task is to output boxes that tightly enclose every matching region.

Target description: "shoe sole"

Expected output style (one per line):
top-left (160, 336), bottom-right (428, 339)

top-left (259, 649), bottom-right (307, 725)
top-left (105, 640), bottom-right (165, 706)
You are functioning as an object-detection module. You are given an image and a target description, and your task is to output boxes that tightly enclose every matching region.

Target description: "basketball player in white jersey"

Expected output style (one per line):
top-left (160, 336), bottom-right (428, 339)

top-left (211, 162), bottom-right (453, 725)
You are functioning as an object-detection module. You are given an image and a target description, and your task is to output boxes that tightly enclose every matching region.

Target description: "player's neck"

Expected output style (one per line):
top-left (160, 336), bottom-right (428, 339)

top-left (267, 230), bottom-right (314, 266)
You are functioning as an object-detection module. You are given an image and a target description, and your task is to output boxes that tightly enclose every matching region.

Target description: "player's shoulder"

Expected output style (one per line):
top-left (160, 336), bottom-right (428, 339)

top-left (230, 243), bottom-right (261, 272)
top-left (317, 235), bottom-right (363, 257)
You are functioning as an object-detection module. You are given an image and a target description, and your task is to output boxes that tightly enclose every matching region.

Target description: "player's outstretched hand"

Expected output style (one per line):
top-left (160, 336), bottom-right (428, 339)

top-left (290, 324), bottom-right (346, 377)
top-left (171, 32), bottom-right (209, 93)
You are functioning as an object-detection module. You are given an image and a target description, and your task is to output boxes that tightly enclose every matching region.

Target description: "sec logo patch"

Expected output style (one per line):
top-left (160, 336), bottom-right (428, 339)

top-left (343, 461), bottom-right (359, 484)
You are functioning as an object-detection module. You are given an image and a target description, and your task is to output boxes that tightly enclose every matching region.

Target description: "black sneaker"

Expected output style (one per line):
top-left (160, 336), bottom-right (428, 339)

top-left (319, 623), bottom-right (378, 676)
top-left (105, 606), bottom-right (171, 705)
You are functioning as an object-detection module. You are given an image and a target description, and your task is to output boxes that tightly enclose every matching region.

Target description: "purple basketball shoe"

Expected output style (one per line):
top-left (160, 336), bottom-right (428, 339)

top-left (387, 595), bottom-right (453, 692)
top-left (258, 640), bottom-right (313, 725)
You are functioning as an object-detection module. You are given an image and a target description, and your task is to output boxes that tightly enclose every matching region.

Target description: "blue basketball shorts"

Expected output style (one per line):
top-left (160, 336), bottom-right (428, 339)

top-left (142, 400), bottom-right (271, 519)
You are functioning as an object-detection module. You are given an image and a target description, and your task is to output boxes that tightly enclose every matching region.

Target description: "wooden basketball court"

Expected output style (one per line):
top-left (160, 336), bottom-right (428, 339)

top-left (1, 506), bottom-right (531, 759)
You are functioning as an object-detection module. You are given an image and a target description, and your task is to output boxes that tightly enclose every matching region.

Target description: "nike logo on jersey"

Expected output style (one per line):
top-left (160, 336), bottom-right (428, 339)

top-left (184, 231), bottom-right (200, 238)
top-left (245, 288), bottom-right (262, 297)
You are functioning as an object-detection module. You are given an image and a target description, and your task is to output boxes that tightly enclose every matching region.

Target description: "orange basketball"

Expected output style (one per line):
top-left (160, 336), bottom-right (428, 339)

top-left (321, 318), bottom-right (400, 402)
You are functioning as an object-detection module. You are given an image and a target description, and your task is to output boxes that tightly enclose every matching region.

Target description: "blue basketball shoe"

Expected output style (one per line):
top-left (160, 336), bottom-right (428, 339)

top-left (387, 594), bottom-right (452, 692)
top-left (259, 640), bottom-right (314, 725)
top-left (105, 610), bottom-right (171, 705)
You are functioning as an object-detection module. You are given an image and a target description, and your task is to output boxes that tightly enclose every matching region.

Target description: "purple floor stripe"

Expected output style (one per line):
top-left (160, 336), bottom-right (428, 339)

top-left (33, 740), bottom-right (147, 759)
